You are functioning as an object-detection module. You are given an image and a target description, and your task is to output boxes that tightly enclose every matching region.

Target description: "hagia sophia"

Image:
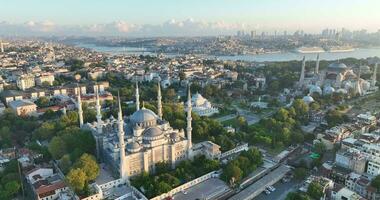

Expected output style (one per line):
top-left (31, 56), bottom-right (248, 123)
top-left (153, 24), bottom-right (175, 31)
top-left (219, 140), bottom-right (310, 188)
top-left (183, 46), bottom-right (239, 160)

top-left (298, 55), bottom-right (378, 104)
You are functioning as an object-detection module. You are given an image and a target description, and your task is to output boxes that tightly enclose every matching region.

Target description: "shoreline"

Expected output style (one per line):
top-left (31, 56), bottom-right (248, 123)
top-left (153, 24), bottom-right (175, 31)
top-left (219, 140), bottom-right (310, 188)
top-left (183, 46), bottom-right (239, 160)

top-left (75, 43), bottom-right (380, 62)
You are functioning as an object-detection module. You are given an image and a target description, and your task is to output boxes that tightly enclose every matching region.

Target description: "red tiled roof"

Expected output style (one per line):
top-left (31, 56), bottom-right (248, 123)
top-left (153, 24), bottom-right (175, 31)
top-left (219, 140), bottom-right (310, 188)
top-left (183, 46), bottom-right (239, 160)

top-left (36, 181), bottom-right (66, 198)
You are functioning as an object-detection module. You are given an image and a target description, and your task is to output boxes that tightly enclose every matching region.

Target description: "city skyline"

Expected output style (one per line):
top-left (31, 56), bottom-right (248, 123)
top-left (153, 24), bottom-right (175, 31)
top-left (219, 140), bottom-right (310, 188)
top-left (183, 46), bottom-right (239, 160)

top-left (1, 0), bottom-right (380, 37)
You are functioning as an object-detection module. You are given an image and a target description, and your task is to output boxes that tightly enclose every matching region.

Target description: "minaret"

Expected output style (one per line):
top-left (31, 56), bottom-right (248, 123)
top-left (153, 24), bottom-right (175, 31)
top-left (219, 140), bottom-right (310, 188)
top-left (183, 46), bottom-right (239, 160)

top-left (135, 82), bottom-right (140, 111)
top-left (315, 54), bottom-right (320, 75)
top-left (372, 63), bottom-right (378, 87)
top-left (117, 93), bottom-right (127, 179)
top-left (186, 85), bottom-right (192, 151)
top-left (157, 82), bottom-right (163, 119)
top-left (355, 69), bottom-right (362, 96)
top-left (95, 85), bottom-right (102, 134)
top-left (298, 56), bottom-right (306, 87)
top-left (77, 87), bottom-right (84, 127)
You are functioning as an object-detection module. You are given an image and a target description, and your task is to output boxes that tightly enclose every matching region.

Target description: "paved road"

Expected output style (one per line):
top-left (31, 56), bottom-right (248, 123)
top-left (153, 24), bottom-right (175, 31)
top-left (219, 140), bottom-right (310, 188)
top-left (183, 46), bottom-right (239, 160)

top-left (229, 165), bottom-right (291, 200)
top-left (254, 179), bottom-right (299, 200)
top-left (216, 114), bottom-right (237, 122)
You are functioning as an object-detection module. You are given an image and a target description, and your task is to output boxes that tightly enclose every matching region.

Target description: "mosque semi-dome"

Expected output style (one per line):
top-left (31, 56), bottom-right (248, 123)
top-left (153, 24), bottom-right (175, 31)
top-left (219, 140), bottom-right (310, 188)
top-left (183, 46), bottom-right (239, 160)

top-left (143, 127), bottom-right (163, 139)
top-left (126, 142), bottom-right (141, 153)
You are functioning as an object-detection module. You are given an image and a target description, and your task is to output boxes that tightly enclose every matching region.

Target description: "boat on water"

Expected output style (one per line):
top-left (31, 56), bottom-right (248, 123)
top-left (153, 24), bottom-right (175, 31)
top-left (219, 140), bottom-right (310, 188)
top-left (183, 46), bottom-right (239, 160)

top-left (294, 46), bottom-right (325, 53)
top-left (326, 46), bottom-right (355, 53)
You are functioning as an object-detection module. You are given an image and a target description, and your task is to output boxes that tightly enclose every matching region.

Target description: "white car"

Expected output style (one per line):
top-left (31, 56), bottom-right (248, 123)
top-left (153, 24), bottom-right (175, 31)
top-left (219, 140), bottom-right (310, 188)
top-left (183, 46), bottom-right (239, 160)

top-left (267, 186), bottom-right (275, 192)
top-left (182, 190), bottom-right (188, 195)
top-left (264, 189), bottom-right (271, 195)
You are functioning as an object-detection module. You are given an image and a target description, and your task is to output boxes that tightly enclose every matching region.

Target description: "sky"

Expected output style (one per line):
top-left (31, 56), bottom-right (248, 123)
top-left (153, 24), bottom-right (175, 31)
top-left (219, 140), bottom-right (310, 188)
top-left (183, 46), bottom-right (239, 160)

top-left (1, 0), bottom-right (380, 36)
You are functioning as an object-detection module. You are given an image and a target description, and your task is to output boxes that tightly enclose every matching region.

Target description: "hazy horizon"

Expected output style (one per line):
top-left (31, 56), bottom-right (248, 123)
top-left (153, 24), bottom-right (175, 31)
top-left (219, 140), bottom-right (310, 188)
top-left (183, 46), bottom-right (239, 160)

top-left (1, 0), bottom-right (380, 37)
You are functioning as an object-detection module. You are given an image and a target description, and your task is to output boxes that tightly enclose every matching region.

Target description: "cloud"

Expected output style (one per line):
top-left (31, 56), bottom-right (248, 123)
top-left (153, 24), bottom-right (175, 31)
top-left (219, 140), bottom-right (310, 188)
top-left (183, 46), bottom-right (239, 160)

top-left (0, 19), bottom-right (251, 37)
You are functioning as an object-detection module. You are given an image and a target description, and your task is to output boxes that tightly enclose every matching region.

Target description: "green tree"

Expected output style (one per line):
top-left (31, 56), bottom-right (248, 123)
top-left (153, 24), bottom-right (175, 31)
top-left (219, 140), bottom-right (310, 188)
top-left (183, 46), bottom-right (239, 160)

top-left (309, 102), bottom-right (320, 111)
top-left (41, 81), bottom-right (51, 87)
top-left (313, 142), bottom-right (326, 155)
top-left (83, 104), bottom-right (96, 123)
top-left (371, 175), bottom-right (380, 191)
top-left (59, 154), bottom-right (72, 174)
top-left (155, 161), bottom-right (171, 175)
top-left (294, 167), bottom-right (307, 180)
top-left (237, 116), bottom-right (248, 131)
top-left (292, 99), bottom-right (309, 123)
top-left (48, 136), bottom-right (67, 160)
top-left (73, 153), bottom-right (99, 181)
top-left (66, 168), bottom-right (87, 192)
top-left (307, 181), bottom-right (323, 200)
top-left (0, 126), bottom-right (12, 148)
top-left (4, 181), bottom-right (20, 197)
top-left (326, 109), bottom-right (346, 127)
top-left (35, 96), bottom-right (50, 107)
top-left (59, 111), bottom-right (79, 128)
top-left (34, 122), bottom-right (56, 140)
top-left (165, 89), bottom-right (177, 102)
top-left (69, 59), bottom-right (85, 71)
top-left (222, 163), bottom-right (243, 185)
top-left (156, 181), bottom-right (172, 194)
top-left (286, 192), bottom-right (311, 200)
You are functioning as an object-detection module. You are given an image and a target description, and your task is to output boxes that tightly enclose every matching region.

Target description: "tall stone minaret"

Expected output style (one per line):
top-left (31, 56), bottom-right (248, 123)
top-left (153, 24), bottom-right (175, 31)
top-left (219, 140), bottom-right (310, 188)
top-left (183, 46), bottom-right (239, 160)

top-left (95, 85), bottom-right (102, 134)
top-left (135, 82), bottom-right (140, 111)
top-left (157, 82), bottom-right (163, 119)
top-left (77, 87), bottom-right (84, 127)
top-left (355, 69), bottom-right (363, 96)
top-left (117, 93), bottom-right (127, 180)
top-left (298, 56), bottom-right (306, 87)
top-left (186, 85), bottom-right (192, 151)
top-left (315, 54), bottom-right (320, 75)
top-left (372, 63), bottom-right (378, 87)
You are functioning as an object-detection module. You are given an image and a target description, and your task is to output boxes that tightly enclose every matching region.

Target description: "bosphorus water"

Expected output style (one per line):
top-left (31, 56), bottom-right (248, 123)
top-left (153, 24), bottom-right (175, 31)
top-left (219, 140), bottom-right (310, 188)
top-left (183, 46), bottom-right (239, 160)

top-left (77, 43), bottom-right (380, 62)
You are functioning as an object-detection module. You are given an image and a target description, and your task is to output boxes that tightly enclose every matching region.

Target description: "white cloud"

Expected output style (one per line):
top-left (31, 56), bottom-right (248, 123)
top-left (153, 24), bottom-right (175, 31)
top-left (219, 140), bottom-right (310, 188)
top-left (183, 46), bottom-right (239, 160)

top-left (0, 19), bottom-right (251, 37)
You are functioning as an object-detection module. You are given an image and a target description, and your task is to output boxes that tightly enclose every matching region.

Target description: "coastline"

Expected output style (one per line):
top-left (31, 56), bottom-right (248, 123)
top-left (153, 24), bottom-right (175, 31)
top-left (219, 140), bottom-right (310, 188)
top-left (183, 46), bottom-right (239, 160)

top-left (74, 43), bottom-right (380, 62)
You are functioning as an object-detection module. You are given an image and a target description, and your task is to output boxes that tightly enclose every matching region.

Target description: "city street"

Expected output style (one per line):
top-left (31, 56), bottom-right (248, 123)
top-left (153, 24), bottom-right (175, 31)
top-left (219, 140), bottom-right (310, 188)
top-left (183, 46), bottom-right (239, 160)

top-left (254, 179), bottom-right (299, 200)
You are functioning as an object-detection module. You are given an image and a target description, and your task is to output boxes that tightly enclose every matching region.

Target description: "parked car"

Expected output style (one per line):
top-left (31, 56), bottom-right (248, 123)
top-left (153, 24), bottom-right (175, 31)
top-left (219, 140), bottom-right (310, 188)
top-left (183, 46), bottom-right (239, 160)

top-left (267, 186), bottom-right (275, 192)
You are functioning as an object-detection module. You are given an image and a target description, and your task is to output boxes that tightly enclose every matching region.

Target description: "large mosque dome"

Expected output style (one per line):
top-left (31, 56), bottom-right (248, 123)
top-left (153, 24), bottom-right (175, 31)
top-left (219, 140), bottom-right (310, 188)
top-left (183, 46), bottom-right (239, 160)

top-left (328, 63), bottom-right (348, 69)
top-left (302, 95), bottom-right (315, 104)
top-left (130, 108), bottom-right (158, 127)
top-left (309, 85), bottom-right (322, 95)
top-left (192, 92), bottom-right (207, 106)
top-left (323, 86), bottom-right (335, 95)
